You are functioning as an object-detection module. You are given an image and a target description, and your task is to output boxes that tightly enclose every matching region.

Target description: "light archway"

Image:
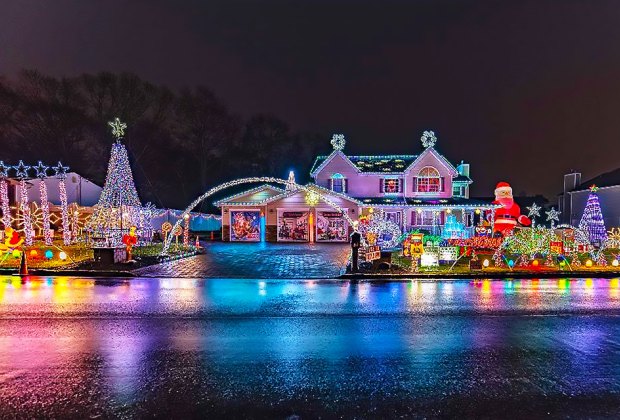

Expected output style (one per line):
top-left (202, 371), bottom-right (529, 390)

top-left (160, 177), bottom-right (357, 255)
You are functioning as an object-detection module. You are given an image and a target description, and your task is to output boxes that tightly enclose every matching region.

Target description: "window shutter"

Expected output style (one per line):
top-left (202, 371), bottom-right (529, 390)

top-left (412, 178), bottom-right (417, 192)
top-left (412, 211), bottom-right (417, 225)
top-left (441, 177), bottom-right (445, 192)
top-left (343, 179), bottom-right (348, 193)
top-left (379, 178), bottom-right (383, 193)
top-left (399, 179), bottom-right (403, 193)
top-left (329, 178), bottom-right (333, 191)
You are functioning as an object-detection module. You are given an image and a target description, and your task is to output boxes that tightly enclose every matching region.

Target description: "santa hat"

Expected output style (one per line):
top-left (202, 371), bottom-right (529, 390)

top-left (495, 182), bottom-right (513, 196)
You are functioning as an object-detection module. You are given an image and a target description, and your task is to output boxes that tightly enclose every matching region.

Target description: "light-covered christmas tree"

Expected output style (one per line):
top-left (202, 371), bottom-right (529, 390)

top-left (578, 185), bottom-right (607, 245)
top-left (88, 118), bottom-right (148, 246)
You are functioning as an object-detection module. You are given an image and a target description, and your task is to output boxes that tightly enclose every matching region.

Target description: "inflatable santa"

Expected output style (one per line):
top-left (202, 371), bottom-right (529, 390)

top-left (491, 182), bottom-right (531, 236)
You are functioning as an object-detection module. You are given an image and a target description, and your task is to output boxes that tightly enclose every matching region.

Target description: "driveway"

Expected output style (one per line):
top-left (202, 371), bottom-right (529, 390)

top-left (132, 242), bottom-right (351, 278)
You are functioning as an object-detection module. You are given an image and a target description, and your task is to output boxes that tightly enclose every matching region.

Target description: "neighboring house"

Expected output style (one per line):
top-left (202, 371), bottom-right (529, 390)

top-left (216, 132), bottom-right (498, 242)
top-left (309, 133), bottom-right (496, 236)
top-left (10, 172), bottom-right (103, 207)
top-left (559, 170), bottom-right (620, 227)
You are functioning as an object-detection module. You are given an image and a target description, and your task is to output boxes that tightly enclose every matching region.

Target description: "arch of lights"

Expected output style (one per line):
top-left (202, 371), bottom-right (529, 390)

top-left (160, 177), bottom-right (357, 255)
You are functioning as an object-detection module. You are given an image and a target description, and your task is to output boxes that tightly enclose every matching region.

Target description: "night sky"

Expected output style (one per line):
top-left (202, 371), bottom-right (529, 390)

top-left (2, 0), bottom-right (620, 199)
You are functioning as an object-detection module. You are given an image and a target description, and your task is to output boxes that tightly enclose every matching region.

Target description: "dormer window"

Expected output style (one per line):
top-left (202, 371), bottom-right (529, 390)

top-left (416, 167), bottom-right (442, 193)
top-left (330, 173), bottom-right (347, 193)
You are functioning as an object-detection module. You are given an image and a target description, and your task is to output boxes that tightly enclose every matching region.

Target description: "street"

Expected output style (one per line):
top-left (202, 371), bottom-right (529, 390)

top-left (1, 277), bottom-right (620, 418)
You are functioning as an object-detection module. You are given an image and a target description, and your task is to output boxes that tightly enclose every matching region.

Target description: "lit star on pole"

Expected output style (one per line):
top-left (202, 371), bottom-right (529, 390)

top-left (421, 130), bottom-right (437, 148)
top-left (53, 162), bottom-right (70, 179)
top-left (330, 134), bottom-right (346, 151)
top-left (590, 184), bottom-right (599, 193)
top-left (34, 161), bottom-right (49, 179)
top-left (0, 161), bottom-right (10, 178)
top-left (526, 202), bottom-right (541, 219)
top-left (13, 161), bottom-right (31, 179)
top-left (108, 117), bottom-right (127, 140)
top-left (546, 207), bottom-right (560, 228)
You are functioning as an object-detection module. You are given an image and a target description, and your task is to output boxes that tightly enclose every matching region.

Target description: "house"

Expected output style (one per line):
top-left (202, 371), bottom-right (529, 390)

top-left (10, 172), bottom-right (103, 207)
top-left (215, 181), bottom-right (360, 242)
top-left (559, 170), bottom-right (620, 227)
top-left (309, 132), bottom-right (497, 236)
top-left (216, 131), bottom-right (497, 242)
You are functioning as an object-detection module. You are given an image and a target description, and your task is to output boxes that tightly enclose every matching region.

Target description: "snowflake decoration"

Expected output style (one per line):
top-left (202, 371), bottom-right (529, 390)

top-left (12, 161), bottom-right (30, 179)
top-left (546, 207), bottom-right (560, 227)
top-left (421, 130), bottom-right (437, 148)
top-left (0, 161), bottom-right (10, 178)
top-left (330, 134), bottom-right (346, 151)
top-left (53, 161), bottom-right (70, 179)
top-left (606, 228), bottom-right (620, 249)
top-left (34, 161), bottom-right (49, 179)
top-left (108, 117), bottom-right (127, 140)
top-left (305, 190), bottom-right (320, 206)
top-left (526, 202), bottom-right (541, 219)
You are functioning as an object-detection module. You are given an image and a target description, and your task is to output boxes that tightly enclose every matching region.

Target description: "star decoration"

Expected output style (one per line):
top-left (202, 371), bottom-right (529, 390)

top-left (13, 160), bottom-right (31, 179)
top-left (330, 134), bottom-right (346, 151)
top-left (53, 161), bottom-right (70, 179)
top-left (34, 161), bottom-right (49, 178)
top-left (108, 117), bottom-right (127, 140)
top-left (590, 184), bottom-right (599, 193)
top-left (305, 190), bottom-right (320, 206)
top-left (421, 130), bottom-right (437, 148)
top-left (526, 202), bottom-right (541, 219)
top-left (546, 207), bottom-right (560, 227)
top-left (0, 161), bottom-right (10, 178)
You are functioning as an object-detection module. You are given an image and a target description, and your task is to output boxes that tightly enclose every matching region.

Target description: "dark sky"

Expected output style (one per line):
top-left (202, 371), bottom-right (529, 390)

top-left (2, 0), bottom-right (620, 200)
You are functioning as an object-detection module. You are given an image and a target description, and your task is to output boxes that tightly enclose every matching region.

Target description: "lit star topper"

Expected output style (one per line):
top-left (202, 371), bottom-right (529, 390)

top-left (53, 161), bottom-right (69, 179)
top-left (546, 207), bottom-right (560, 227)
top-left (108, 117), bottom-right (127, 140)
top-left (526, 202), bottom-right (541, 219)
top-left (0, 161), bottom-right (10, 178)
top-left (330, 134), bottom-right (346, 151)
top-left (34, 161), bottom-right (49, 179)
top-left (590, 184), bottom-right (599, 193)
top-left (421, 130), bottom-right (437, 148)
top-left (13, 160), bottom-right (31, 179)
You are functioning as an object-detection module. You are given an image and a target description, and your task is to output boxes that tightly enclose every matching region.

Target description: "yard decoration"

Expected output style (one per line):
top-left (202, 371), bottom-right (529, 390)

top-left (122, 226), bottom-right (138, 262)
top-left (491, 182), bottom-right (531, 236)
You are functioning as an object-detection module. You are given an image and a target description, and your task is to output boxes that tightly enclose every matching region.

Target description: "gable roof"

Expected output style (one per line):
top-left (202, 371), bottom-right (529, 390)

top-left (214, 184), bottom-right (285, 207)
top-left (404, 147), bottom-right (458, 176)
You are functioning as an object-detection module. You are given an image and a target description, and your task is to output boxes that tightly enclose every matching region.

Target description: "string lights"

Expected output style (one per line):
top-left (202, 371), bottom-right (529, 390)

top-left (0, 161), bottom-right (10, 229)
top-left (54, 162), bottom-right (71, 245)
top-left (34, 161), bottom-right (53, 245)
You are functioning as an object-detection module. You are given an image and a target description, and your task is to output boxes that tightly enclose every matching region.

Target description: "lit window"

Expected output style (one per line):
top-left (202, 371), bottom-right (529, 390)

top-left (416, 167), bottom-right (441, 193)
top-left (383, 179), bottom-right (400, 193)
top-left (330, 173), bottom-right (346, 193)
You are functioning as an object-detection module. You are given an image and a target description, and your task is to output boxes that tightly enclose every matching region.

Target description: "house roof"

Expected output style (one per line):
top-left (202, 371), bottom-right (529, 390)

top-left (573, 168), bottom-right (620, 191)
top-left (453, 174), bottom-right (473, 183)
top-left (310, 153), bottom-right (418, 175)
top-left (356, 196), bottom-right (498, 208)
top-left (215, 183), bottom-right (363, 207)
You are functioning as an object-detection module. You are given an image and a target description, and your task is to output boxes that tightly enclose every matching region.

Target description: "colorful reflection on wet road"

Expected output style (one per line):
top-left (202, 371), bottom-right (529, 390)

top-left (1, 276), bottom-right (620, 417)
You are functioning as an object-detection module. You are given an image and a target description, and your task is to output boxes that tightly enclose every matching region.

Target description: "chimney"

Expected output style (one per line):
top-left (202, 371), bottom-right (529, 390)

top-left (563, 171), bottom-right (581, 193)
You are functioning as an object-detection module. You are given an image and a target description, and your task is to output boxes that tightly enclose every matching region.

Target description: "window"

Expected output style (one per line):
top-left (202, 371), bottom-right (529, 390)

top-left (330, 173), bottom-right (347, 193)
top-left (416, 167), bottom-right (441, 193)
top-left (383, 178), bottom-right (401, 193)
top-left (453, 185), bottom-right (464, 197)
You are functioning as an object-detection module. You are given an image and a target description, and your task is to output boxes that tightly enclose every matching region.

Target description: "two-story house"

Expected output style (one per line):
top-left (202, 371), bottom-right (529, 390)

top-left (310, 132), bottom-right (497, 236)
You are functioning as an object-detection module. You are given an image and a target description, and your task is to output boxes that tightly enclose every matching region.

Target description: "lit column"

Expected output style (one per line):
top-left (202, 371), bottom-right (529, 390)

top-left (183, 213), bottom-right (190, 247)
top-left (308, 211), bottom-right (314, 243)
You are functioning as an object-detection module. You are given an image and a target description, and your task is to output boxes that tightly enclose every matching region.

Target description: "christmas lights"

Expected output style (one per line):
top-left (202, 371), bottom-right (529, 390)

top-left (13, 161), bottom-right (33, 245)
top-left (421, 130), bottom-right (437, 148)
top-left (330, 134), bottom-right (346, 151)
top-left (54, 162), bottom-right (71, 245)
top-left (526, 203), bottom-right (541, 226)
top-left (87, 119), bottom-right (149, 246)
top-left (0, 162), bottom-right (10, 229)
top-left (35, 162), bottom-right (53, 245)
top-left (545, 207), bottom-right (560, 229)
top-left (578, 185), bottom-right (607, 244)
top-left (161, 177), bottom-right (356, 254)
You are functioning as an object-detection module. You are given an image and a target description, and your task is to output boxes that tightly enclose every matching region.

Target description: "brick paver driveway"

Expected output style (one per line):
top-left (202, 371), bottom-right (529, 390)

top-left (133, 242), bottom-right (351, 278)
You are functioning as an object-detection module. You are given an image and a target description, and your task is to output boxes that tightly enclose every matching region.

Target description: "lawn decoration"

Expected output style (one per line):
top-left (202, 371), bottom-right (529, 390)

top-left (491, 182), bottom-right (531, 236)
top-left (122, 226), bottom-right (138, 262)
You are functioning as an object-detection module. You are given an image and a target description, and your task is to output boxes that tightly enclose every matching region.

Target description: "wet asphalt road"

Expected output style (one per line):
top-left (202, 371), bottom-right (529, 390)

top-left (1, 277), bottom-right (620, 418)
